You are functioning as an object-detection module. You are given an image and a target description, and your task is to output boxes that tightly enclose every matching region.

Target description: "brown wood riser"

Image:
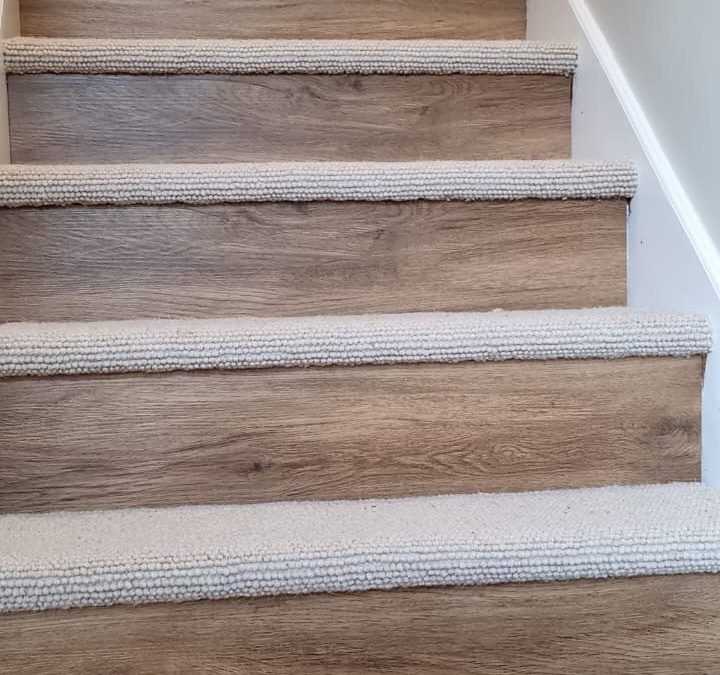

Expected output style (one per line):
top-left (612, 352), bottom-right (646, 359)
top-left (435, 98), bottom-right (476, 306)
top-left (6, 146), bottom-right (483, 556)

top-left (7, 74), bottom-right (571, 163)
top-left (0, 199), bottom-right (627, 322)
top-left (0, 356), bottom-right (701, 514)
top-left (18, 0), bottom-right (526, 40)
top-left (2, 575), bottom-right (719, 674)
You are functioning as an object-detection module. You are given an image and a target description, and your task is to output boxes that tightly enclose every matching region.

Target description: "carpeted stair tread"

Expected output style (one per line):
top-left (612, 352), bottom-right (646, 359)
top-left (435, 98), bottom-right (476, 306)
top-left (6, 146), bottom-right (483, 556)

top-left (0, 160), bottom-right (637, 207)
top-left (2, 482), bottom-right (720, 613)
top-left (2, 38), bottom-right (577, 75)
top-left (0, 307), bottom-right (710, 378)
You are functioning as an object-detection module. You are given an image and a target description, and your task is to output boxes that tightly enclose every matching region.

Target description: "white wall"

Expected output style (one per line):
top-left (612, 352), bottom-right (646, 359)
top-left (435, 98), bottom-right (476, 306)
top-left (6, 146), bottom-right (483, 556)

top-left (529, 0), bottom-right (720, 484)
top-left (586, 0), bottom-right (720, 251)
top-left (1, 0), bottom-right (21, 163)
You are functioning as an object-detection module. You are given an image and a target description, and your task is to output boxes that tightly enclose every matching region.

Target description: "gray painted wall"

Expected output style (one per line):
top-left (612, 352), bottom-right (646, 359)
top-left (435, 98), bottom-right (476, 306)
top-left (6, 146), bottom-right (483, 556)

top-left (585, 0), bottom-right (720, 247)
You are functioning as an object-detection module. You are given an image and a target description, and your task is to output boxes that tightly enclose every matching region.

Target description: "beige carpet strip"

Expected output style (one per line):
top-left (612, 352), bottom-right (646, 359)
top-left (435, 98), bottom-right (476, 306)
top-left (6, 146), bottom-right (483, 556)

top-left (0, 308), bottom-right (710, 378)
top-left (2, 483), bottom-right (720, 613)
top-left (2, 38), bottom-right (577, 75)
top-left (0, 161), bottom-right (637, 208)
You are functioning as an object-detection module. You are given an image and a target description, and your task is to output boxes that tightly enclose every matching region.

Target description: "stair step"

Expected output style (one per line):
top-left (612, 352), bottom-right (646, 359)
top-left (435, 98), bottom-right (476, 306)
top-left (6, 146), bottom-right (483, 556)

top-left (0, 160), bottom-right (637, 207)
top-left (1, 309), bottom-right (705, 512)
top-left (0, 308), bottom-right (709, 379)
top-left (18, 0), bottom-right (527, 41)
top-left (2, 483), bottom-right (720, 613)
top-left (0, 162), bottom-right (634, 321)
top-left (2, 38), bottom-right (578, 75)
top-left (3, 40), bottom-right (576, 163)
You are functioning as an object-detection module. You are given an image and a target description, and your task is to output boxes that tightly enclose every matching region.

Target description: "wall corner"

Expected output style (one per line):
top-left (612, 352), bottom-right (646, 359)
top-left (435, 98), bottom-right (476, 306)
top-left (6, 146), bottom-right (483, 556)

top-left (1, 0), bottom-right (21, 164)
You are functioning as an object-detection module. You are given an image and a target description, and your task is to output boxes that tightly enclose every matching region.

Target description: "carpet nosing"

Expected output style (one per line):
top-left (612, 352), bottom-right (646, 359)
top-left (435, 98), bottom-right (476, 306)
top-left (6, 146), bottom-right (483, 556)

top-left (3, 483), bottom-right (720, 613)
top-left (6, 540), bottom-right (720, 579)
top-left (0, 308), bottom-right (710, 378)
top-left (3, 38), bottom-right (578, 75)
top-left (0, 160), bottom-right (637, 207)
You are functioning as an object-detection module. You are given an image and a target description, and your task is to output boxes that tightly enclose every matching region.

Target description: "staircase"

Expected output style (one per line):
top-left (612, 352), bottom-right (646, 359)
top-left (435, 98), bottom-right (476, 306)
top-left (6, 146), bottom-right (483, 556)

top-left (0, 1), bottom-right (718, 672)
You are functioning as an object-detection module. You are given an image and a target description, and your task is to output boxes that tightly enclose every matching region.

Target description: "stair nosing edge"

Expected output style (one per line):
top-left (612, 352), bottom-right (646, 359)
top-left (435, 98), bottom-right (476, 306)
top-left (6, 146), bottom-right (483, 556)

top-left (0, 160), bottom-right (638, 207)
top-left (3, 37), bottom-right (578, 75)
top-left (0, 308), bottom-right (710, 378)
top-left (2, 482), bottom-right (720, 613)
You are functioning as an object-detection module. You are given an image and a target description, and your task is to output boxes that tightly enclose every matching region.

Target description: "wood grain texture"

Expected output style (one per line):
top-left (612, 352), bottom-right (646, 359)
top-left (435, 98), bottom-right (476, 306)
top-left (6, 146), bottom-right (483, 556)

top-left (7, 74), bottom-right (571, 163)
top-left (2, 574), bottom-right (719, 674)
top-left (0, 357), bottom-right (701, 514)
top-left (18, 0), bottom-right (526, 40)
top-left (0, 199), bottom-right (627, 322)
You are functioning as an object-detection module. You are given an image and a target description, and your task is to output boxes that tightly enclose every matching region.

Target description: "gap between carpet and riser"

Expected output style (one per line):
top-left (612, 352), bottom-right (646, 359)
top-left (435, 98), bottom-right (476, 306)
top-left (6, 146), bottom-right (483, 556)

top-left (0, 38), bottom-right (577, 75)
top-left (0, 160), bottom-right (637, 207)
top-left (2, 483), bottom-right (720, 613)
top-left (0, 308), bottom-right (711, 378)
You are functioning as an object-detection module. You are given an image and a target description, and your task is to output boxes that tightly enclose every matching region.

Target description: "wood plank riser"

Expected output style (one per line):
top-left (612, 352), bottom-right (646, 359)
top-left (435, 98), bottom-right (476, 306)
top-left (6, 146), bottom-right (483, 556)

top-left (0, 357), bottom-right (701, 514)
top-left (1, 575), bottom-right (718, 674)
top-left (7, 74), bottom-right (571, 163)
top-left (18, 0), bottom-right (526, 40)
top-left (0, 199), bottom-right (627, 322)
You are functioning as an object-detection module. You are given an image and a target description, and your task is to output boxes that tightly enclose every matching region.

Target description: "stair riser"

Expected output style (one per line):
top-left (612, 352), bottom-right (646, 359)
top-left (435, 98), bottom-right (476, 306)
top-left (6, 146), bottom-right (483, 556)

top-left (0, 200), bottom-right (626, 322)
top-left (19, 0), bottom-right (526, 40)
top-left (0, 357), bottom-right (701, 514)
top-left (1, 575), bottom-right (717, 674)
top-left (7, 74), bottom-right (571, 163)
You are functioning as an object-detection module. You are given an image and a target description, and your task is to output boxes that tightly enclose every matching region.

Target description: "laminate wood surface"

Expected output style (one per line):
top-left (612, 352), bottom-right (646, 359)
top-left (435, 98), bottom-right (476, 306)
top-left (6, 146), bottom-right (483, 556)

top-left (0, 199), bottom-right (627, 322)
top-left (7, 74), bottom-right (571, 163)
top-left (2, 574), bottom-right (719, 674)
top-left (0, 357), bottom-right (701, 514)
top-left (19, 0), bottom-right (526, 40)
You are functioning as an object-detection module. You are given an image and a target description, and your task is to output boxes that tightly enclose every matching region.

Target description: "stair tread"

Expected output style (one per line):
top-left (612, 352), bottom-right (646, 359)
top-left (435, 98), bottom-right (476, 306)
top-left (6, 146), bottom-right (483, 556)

top-left (0, 160), bottom-right (637, 207)
top-left (2, 482), bottom-right (720, 613)
top-left (0, 307), bottom-right (711, 378)
top-left (3, 38), bottom-right (577, 75)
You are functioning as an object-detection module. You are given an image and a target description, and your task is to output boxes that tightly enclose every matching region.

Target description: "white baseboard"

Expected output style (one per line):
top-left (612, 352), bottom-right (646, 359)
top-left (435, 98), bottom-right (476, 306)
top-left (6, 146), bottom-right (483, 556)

top-left (1, 0), bottom-right (20, 164)
top-left (530, 0), bottom-right (720, 484)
